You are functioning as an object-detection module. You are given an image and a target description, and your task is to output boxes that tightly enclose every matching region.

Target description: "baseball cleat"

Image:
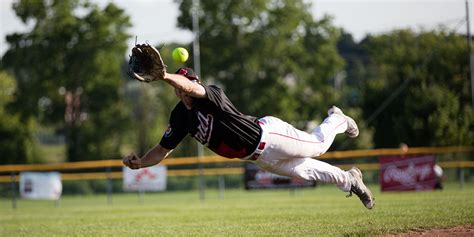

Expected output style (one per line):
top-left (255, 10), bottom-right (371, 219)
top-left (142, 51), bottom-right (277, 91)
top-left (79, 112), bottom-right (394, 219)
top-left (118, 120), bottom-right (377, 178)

top-left (347, 167), bottom-right (375, 209)
top-left (328, 106), bottom-right (359, 138)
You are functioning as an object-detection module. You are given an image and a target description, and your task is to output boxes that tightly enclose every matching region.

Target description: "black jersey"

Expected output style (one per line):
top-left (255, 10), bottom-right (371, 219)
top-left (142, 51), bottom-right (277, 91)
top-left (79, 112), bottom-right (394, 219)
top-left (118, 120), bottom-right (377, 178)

top-left (159, 85), bottom-right (262, 158)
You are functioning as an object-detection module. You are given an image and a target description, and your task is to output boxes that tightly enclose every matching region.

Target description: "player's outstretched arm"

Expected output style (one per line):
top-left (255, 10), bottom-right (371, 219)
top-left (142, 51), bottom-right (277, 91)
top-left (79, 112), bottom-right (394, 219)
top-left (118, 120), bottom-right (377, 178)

top-left (162, 72), bottom-right (206, 98)
top-left (123, 144), bottom-right (172, 170)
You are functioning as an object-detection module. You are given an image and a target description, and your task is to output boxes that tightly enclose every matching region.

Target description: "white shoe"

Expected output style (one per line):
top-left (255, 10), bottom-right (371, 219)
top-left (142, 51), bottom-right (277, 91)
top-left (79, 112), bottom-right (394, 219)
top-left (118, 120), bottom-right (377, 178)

top-left (328, 106), bottom-right (359, 138)
top-left (347, 167), bottom-right (375, 209)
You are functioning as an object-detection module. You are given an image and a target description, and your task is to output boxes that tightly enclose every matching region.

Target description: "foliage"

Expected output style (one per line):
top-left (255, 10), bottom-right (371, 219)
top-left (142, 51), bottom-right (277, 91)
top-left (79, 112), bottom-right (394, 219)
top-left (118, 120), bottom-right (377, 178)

top-left (2, 0), bottom-right (132, 161)
top-left (0, 71), bottom-right (40, 164)
top-left (1, 0), bottom-right (472, 164)
top-left (331, 31), bottom-right (379, 150)
top-left (176, 0), bottom-right (344, 124)
top-left (359, 30), bottom-right (474, 147)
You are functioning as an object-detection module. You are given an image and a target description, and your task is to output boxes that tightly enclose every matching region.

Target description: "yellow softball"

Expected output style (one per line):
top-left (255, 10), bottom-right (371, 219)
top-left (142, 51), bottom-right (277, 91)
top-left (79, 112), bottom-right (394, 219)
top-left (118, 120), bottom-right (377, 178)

top-left (172, 47), bottom-right (189, 63)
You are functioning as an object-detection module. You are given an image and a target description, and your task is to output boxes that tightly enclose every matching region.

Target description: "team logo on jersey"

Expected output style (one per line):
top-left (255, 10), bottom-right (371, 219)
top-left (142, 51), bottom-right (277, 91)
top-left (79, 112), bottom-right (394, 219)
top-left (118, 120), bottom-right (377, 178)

top-left (164, 125), bottom-right (173, 137)
top-left (195, 112), bottom-right (213, 145)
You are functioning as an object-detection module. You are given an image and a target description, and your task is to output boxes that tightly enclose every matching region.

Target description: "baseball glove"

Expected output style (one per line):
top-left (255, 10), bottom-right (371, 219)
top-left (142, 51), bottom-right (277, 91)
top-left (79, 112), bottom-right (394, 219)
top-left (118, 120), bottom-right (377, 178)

top-left (128, 43), bottom-right (167, 83)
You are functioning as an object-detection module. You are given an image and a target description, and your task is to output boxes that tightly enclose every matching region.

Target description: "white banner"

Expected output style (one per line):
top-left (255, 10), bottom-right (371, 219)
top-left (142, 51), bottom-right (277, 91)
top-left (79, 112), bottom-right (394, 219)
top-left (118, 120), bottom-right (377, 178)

top-left (123, 166), bottom-right (167, 192)
top-left (19, 172), bottom-right (62, 200)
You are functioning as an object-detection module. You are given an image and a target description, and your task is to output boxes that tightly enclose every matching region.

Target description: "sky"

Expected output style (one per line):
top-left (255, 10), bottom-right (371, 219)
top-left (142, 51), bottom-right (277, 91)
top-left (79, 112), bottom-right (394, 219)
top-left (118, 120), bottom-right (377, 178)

top-left (0, 0), bottom-right (472, 57)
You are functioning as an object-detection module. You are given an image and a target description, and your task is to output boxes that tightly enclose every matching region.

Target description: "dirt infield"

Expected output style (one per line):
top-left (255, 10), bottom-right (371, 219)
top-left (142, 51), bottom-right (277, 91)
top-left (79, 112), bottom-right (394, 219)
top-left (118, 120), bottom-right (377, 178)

top-left (381, 225), bottom-right (474, 236)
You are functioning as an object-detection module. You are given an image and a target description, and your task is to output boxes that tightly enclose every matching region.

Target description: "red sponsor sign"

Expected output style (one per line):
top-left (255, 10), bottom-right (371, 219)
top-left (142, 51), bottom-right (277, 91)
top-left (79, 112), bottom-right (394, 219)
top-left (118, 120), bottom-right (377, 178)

top-left (379, 155), bottom-right (436, 192)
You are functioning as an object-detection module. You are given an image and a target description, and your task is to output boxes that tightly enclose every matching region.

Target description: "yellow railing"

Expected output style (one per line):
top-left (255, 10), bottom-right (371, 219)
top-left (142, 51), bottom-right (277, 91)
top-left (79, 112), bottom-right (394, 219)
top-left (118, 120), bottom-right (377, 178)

top-left (0, 167), bottom-right (246, 182)
top-left (0, 161), bottom-right (472, 183)
top-left (0, 146), bottom-right (472, 183)
top-left (319, 146), bottom-right (474, 159)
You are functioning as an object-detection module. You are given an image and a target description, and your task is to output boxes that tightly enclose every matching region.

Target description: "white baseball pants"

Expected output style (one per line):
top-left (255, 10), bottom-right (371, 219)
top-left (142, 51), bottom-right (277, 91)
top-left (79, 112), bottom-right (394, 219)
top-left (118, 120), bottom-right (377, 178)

top-left (251, 115), bottom-right (352, 192)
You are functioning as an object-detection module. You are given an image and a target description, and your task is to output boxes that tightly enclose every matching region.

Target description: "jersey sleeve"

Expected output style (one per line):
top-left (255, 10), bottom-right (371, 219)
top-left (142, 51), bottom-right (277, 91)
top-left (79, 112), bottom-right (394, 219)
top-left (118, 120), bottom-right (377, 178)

top-left (203, 85), bottom-right (242, 114)
top-left (159, 104), bottom-right (188, 150)
top-left (203, 85), bottom-right (227, 109)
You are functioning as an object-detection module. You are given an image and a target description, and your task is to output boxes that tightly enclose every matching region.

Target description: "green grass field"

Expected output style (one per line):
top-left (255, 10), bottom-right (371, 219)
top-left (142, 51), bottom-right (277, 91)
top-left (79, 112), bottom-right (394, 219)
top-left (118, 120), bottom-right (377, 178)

top-left (1, 182), bottom-right (473, 236)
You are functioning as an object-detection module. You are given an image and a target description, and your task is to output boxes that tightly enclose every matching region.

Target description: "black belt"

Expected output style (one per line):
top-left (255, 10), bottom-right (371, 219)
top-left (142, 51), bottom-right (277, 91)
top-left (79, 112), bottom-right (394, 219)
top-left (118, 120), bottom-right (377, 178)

top-left (245, 142), bottom-right (266, 161)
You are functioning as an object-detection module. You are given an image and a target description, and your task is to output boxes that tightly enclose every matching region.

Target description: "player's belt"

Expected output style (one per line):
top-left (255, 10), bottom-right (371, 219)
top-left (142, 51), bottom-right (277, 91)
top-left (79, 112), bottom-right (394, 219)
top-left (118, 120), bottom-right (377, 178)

top-left (241, 118), bottom-right (268, 161)
top-left (246, 142), bottom-right (266, 161)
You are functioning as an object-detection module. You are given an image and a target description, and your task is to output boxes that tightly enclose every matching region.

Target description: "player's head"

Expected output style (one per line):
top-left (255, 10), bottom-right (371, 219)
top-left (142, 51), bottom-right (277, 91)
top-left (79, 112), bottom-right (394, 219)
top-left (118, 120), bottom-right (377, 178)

top-left (174, 67), bottom-right (199, 108)
top-left (175, 67), bottom-right (200, 83)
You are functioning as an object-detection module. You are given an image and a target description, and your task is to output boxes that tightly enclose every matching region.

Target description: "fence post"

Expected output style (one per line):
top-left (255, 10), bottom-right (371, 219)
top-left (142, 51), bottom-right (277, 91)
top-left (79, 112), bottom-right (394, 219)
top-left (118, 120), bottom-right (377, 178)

top-left (106, 167), bottom-right (113, 205)
top-left (459, 167), bottom-right (465, 190)
top-left (11, 172), bottom-right (16, 209)
top-left (218, 175), bottom-right (225, 200)
top-left (198, 157), bottom-right (206, 201)
top-left (138, 189), bottom-right (144, 205)
top-left (290, 188), bottom-right (296, 197)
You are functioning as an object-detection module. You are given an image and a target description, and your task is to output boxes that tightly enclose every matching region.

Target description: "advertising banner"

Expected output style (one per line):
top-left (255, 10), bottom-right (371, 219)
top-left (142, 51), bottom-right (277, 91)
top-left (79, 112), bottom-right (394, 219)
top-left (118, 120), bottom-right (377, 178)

top-left (244, 163), bottom-right (316, 189)
top-left (19, 172), bottom-right (62, 200)
top-left (123, 166), bottom-right (167, 192)
top-left (380, 155), bottom-right (436, 192)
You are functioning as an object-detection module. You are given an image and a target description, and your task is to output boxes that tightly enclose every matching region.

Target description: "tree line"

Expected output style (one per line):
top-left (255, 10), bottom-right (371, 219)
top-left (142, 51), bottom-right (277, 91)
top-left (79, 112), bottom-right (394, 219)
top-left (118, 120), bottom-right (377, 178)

top-left (0, 0), bottom-right (472, 164)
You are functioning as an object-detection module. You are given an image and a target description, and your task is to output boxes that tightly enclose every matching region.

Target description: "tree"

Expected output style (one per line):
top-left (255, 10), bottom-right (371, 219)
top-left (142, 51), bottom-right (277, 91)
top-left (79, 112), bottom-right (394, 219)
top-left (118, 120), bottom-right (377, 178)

top-left (0, 71), bottom-right (39, 164)
top-left (336, 30), bottom-right (370, 106)
top-left (360, 29), bottom-right (474, 147)
top-left (2, 0), bottom-right (132, 161)
top-left (176, 0), bottom-right (344, 124)
top-left (332, 30), bottom-right (375, 150)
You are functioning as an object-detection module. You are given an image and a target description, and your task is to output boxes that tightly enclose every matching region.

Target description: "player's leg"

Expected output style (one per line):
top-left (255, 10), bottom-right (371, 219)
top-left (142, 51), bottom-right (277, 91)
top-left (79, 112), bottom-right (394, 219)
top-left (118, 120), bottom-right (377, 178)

top-left (256, 158), bottom-right (375, 209)
top-left (254, 106), bottom-right (374, 209)
top-left (258, 106), bottom-right (357, 159)
top-left (257, 157), bottom-right (352, 191)
top-left (256, 116), bottom-right (342, 159)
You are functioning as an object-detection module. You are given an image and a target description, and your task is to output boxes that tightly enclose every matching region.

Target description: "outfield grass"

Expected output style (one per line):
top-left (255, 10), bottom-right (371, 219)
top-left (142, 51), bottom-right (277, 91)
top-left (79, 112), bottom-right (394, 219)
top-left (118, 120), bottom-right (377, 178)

top-left (1, 182), bottom-right (473, 236)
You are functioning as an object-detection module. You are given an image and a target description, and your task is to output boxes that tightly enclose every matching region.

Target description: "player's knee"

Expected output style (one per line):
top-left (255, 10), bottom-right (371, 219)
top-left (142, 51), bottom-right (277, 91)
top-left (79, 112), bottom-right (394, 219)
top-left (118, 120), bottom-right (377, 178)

top-left (293, 167), bottom-right (314, 181)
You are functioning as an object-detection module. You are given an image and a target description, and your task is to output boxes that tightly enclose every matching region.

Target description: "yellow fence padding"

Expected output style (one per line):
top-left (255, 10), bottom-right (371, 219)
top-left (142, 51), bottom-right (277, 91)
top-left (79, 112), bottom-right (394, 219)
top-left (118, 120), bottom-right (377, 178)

top-left (0, 146), bottom-right (472, 183)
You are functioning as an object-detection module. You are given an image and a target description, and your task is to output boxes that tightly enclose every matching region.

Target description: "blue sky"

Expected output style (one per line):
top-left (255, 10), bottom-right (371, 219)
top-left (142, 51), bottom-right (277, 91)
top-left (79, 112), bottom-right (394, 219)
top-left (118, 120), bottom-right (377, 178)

top-left (1, 0), bottom-right (472, 56)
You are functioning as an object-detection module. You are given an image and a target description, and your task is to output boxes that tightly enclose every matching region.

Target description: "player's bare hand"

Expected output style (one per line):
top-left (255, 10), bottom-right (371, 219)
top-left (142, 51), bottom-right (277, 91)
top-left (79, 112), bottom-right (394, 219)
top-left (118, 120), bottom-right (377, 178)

top-left (123, 153), bottom-right (141, 169)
